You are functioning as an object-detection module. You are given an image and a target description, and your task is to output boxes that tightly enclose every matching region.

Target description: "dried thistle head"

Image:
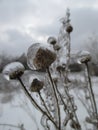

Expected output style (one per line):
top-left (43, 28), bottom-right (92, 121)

top-left (77, 51), bottom-right (91, 64)
top-left (3, 62), bottom-right (25, 80)
top-left (30, 78), bottom-right (44, 92)
top-left (66, 24), bottom-right (73, 33)
top-left (53, 44), bottom-right (61, 51)
top-left (70, 120), bottom-right (81, 129)
top-left (9, 69), bottom-right (24, 79)
top-left (33, 48), bottom-right (56, 69)
top-left (56, 65), bottom-right (65, 72)
top-left (47, 36), bottom-right (57, 45)
top-left (80, 55), bottom-right (91, 64)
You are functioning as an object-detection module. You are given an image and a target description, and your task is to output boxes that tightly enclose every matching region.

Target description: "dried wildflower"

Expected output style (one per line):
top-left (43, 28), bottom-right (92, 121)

top-left (30, 78), bottom-right (44, 92)
top-left (85, 116), bottom-right (92, 123)
top-left (3, 62), bottom-right (25, 79)
top-left (80, 55), bottom-right (91, 64)
top-left (53, 77), bottom-right (58, 84)
top-left (9, 69), bottom-right (24, 79)
top-left (33, 48), bottom-right (56, 69)
top-left (70, 120), bottom-right (81, 129)
top-left (47, 36), bottom-right (57, 45)
top-left (66, 24), bottom-right (73, 33)
top-left (56, 65), bottom-right (65, 72)
top-left (53, 44), bottom-right (61, 51)
top-left (77, 51), bottom-right (91, 64)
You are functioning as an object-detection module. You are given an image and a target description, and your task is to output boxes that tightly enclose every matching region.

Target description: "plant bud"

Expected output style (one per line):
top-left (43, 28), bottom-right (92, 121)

top-left (70, 120), bottom-right (81, 129)
top-left (80, 55), bottom-right (91, 64)
top-left (47, 36), bottom-right (57, 45)
top-left (66, 24), bottom-right (73, 33)
top-left (3, 62), bottom-right (25, 79)
top-left (30, 78), bottom-right (44, 92)
top-left (53, 44), bottom-right (61, 51)
top-left (77, 51), bottom-right (91, 64)
top-left (56, 65), bottom-right (65, 72)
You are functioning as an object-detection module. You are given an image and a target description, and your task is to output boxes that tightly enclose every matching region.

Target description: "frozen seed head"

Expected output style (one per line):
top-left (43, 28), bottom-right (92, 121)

top-left (33, 48), bottom-right (56, 69)
top-left (30, 78), bottom-right (44, 92)
top-left (9, 69), bottom-right (24, 79)
top-left (70, 120), bottom-right (81, 129)
top-left (47, 36), bottom-right (57, 45)
top-left (66, 24), bottom-right (73, 33)
top-left (3, 62), bottom-right (25, 80)
top-left (56, 65), bottom-right (65, 72)
top-left (80, 55), bottom-right (91, 64)
top-left (85, 117), bottom-right (91, 123)
top-left (53, 44), bottom-right (61, 51)
top-left (77, 51), bottom-right (91, 64)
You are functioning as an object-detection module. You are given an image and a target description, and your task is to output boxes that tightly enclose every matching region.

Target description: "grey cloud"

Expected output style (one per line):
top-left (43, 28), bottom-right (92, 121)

top-left (0, 0), bottom-right (98, 55)
top-left (71, 8), bottom-right (98, 49)
top-left (0, 29), bottom-right (34, 56)
top-left (29, 7), bottom-right (98, 50)
top-left (0, 0), bottom-right (37, 23)
top-left (29, 20), bottom-right (60, 37)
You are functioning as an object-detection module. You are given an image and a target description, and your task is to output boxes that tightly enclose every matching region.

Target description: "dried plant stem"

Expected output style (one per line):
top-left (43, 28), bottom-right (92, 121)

top-left (54, 82), bottom-right (67, 110)
top-left (65, 34), bottom-right (71, 80)
top-left (55, 83), bottom-right (73, 125)
top-left (55, 82), bottom-right (81, 130)
top-left (85, 63), bottom-right (98, 117)
top-left (46, 68), bottom-right (61, 130)
top-left (38, 91), bottom-right (54, 120)
top-left (64, 87), bottom-right (81, 130)
top-left (17, 77), bottom-right (58, 129)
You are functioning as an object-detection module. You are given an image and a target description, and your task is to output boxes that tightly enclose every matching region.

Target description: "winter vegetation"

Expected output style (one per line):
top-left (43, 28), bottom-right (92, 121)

top-left (1, 9), bottom-right (98, 130)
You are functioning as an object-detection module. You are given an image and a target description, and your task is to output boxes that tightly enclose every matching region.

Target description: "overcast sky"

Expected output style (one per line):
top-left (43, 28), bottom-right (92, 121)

top-left (0, 0), bottom-right (98, 56)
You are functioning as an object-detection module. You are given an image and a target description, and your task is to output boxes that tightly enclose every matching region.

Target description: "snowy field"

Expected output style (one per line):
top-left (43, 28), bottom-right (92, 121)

top-left (0, 72), bottom-right (98, 130)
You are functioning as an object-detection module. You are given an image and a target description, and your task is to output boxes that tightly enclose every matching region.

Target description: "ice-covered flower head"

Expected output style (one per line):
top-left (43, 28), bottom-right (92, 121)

top-left (77, 51), bottom-right (91, 64)
top-left (3, 62), bottom-right (25, 80)
top-left (30, 78), bottom-right (44, 92)
top-left (27, 43), bottom-right (56, 70)
top-left (47, 36), bottom-right (57, 45)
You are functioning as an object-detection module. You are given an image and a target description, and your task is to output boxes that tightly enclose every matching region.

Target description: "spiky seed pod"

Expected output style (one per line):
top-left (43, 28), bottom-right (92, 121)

top-left (53, 44), bottom-right (61, 51)
top-left (47, 36), bottom-right (57, 45)
top-left (33, 48), bottom-right (56, 69)
top-left (66, 24), bottom-right (73, 33)
top-left (70, 120), bottom-right (81, 129)
top-left (30, 78), bottom-right (44, 92)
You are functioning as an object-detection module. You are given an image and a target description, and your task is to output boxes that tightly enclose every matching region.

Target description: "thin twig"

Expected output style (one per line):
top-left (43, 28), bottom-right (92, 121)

top-left (85, 63), bottom-right (98, 116)
top-left (64, 86), bottom-right (81, 130)
top-left (38, 91), bottom-right (54, 120)
top-left (46, 68), bottom-right (61, 130)
top-left (17, 77), bottom-right (58, 129)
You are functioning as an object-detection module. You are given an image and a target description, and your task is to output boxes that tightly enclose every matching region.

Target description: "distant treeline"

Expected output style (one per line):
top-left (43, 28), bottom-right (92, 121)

top-left (0, 53), bottom-right (98, 76)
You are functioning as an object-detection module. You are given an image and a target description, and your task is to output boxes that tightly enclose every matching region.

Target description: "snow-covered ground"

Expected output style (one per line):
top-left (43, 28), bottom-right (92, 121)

top-left (0, 72), bottom-right (98, 130)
